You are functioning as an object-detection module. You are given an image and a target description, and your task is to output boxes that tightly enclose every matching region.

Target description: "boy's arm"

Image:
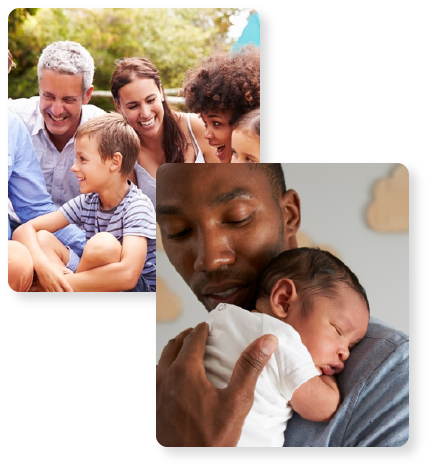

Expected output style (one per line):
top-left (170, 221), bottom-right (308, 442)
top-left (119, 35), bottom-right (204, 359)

top-left (289, 374), bottom-right (341, 422)
top-left (12, 211), bottom-right (73, 292)
top-left (65, 235), bottom-right (148, 292)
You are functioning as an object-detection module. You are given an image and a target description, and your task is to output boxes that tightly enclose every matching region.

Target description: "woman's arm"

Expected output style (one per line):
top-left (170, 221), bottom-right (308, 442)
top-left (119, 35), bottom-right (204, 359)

top-left (289, 374), bottom-right (341, 422)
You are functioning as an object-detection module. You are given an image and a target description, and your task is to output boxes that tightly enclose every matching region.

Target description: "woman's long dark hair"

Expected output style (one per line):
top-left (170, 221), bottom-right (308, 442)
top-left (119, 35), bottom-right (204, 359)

top-left (111, 57), bottom-right (188, 163)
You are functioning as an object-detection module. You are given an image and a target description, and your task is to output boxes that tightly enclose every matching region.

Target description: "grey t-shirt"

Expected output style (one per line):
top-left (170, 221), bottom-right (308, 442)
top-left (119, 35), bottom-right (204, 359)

top-left (283, 316), bottom-right (409, 447)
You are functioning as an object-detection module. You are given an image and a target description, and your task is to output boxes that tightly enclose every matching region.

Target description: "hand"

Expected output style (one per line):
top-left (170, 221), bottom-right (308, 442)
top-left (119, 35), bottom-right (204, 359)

top-left (156, 322), bottom-right (279, 447)
top-left (34, 263), bottom-right (74, 292)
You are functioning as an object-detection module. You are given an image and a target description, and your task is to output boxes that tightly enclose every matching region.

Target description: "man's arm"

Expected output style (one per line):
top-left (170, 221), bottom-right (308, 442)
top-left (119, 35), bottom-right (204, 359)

top-left (156, 323), bottom-right (279, 447)
top-left (289, 374), bottom-right (341, 422)
top-left (8, 110), bottom-right (85, 255)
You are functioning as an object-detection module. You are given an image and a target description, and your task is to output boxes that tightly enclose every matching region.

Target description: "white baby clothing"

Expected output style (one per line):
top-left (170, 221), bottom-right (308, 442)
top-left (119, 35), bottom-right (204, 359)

top-left (205, 303), bottom-right (319, 447)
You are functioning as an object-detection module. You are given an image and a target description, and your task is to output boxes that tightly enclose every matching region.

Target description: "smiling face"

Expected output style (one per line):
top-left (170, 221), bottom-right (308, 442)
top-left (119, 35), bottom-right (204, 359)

top-left (200, 110), bottom-right (234, 163)
top-left (39, 69), bottom-right (92, 149)
top-left (284, 285), bottom-right (369, 376)
top-left (156, 164), bottom-right (298, 312)
top-left (115, 77), bottom-right (164, 142)
top-left (72, 135), bottom-right (110, 194)
top-left (231, 129), bottom-right (260, 163)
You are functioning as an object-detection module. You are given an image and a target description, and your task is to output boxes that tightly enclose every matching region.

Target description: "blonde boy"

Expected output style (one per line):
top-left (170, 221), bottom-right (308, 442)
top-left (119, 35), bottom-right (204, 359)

top-left (13, 113), bottom-right (156, 292)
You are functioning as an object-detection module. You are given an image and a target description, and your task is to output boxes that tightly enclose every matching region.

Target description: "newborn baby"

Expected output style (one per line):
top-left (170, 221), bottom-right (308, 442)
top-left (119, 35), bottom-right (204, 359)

top-left (204, 247), bottom-right (370, 447)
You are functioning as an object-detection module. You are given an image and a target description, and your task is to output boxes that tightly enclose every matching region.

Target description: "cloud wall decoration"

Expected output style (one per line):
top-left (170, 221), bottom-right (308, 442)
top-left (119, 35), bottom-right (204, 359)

top-left (156, 276), bottom-right (182, 322)
top-left (367, 164), bottom-right (409, 232)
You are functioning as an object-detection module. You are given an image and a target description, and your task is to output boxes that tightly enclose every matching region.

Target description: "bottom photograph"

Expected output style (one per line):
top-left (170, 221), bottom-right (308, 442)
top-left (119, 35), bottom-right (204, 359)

top-left (156, 162), bottom-right (409, 447)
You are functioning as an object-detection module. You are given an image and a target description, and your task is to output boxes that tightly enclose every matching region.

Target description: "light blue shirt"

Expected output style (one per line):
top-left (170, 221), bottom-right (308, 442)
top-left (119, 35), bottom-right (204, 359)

top-left (283, 317), bottom-right (409, 447)
top-left (8, 109), bottom-right (85, 256)
top-left (8, 96), bottom-right (105, 207)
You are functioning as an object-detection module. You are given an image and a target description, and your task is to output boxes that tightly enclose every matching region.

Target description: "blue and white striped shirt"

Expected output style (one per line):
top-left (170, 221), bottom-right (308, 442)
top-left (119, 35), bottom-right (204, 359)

top-left (59, 182), bottom-right (156, 287)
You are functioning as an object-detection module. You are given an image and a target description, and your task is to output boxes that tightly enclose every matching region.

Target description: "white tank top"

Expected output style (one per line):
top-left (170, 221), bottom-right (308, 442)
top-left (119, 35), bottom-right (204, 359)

top-left (186, 113), bottom-right (205, 163)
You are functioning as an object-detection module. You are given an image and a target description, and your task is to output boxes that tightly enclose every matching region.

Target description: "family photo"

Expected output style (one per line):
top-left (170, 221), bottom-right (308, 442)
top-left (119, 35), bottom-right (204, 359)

top-left (8, 8), bottom-right (259, 292)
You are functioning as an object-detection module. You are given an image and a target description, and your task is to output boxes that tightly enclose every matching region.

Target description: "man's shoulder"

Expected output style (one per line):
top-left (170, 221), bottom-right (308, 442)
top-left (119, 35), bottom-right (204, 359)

top-left (340, 317), bottom-right (408, 389)
top-left (366, 316), bottom-right (409, 344)
top-left (8, 96), bottom-right (40, 115)
top-left (8, 97), bottom-right (42, 133)
top-left (81, 104), bottom-right (106, 122)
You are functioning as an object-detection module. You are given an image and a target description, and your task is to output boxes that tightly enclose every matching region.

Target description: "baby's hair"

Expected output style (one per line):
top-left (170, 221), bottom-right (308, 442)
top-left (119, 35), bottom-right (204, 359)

top-left (257, 247), bottom-right (370, 316)
top-left (75, 112), bottom-right (140, 175)
top-left (234, 108), bottom-right (260, 139)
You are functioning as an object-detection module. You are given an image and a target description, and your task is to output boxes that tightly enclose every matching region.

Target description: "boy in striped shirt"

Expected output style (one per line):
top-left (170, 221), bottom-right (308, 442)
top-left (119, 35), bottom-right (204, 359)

top-left (13, 113), bottom-right (156, 292)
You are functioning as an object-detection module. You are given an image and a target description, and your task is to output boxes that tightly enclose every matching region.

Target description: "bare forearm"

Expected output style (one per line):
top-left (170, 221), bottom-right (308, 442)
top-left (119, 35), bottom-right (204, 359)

top-left (65, 261), bottom-right (141, 292)
top-left (13, 224), bottom-right (50, 271)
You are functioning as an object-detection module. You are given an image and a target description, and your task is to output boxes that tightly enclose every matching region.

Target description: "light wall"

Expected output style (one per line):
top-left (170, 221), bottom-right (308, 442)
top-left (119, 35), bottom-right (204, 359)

top-left (156, 163), bottom-right (409, 361)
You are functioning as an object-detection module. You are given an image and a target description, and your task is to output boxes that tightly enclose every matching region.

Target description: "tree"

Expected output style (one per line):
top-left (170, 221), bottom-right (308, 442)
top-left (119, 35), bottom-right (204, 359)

top-left (8, 8), bottom-right (241, 111)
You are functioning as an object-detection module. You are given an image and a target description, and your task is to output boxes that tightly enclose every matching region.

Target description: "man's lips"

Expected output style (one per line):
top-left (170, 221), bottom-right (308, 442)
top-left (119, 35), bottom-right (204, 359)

top-left (48, 113), bottom-right (67, 123)
top-left (201, 282), bottom-right (250, 310)
top-left (202, 281), bottom-right (246, 296)
top-left (321, 363), bottom-right (344, 376)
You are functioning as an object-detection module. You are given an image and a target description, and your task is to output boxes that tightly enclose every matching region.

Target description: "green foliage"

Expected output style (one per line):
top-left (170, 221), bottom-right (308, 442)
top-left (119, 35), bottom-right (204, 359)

top-left (8, 8), bottom-right (240, 109)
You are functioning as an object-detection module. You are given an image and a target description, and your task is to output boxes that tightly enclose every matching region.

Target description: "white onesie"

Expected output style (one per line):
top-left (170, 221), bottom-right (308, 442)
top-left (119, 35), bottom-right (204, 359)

top-left (204, 303), bottom-right (319, 447)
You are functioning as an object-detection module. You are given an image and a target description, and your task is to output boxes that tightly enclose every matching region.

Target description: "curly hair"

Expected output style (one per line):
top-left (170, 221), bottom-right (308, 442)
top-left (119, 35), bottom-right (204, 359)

top-left (111, 57), bottom-right (188, 163)
top-left (181, 45), bottom-right (260, 125)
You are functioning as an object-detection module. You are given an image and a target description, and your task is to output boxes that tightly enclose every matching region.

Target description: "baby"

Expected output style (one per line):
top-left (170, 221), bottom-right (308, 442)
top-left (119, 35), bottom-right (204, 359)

top-left (231, 108), bottom-right (260, 163)
top-left (204, 247), bottom-right (370, 447)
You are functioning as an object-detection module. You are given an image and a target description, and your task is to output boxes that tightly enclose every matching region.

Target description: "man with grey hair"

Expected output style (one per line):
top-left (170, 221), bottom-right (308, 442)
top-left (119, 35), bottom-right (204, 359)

top-left (8, 48), bottom-right (86, 289)
top-left (8, 41), bottom-right (105, 209)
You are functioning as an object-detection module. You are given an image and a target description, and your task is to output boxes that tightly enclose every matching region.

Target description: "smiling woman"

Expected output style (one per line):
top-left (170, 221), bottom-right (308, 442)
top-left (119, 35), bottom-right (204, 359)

top-left (181, 45), bottom-right (260, 163)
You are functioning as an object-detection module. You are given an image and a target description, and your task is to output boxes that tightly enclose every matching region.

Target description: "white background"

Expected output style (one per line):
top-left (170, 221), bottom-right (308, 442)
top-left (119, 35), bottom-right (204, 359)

top-left (0, 0), bottom-right (431, 469)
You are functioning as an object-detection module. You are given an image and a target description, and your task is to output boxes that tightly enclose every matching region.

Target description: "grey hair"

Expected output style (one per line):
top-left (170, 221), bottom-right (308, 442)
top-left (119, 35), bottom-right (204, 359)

top-left (37, 41), bottom-right (95, 93)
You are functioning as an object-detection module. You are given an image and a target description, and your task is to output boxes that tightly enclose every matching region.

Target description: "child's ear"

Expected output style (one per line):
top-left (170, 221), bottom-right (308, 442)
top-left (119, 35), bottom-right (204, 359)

top-left (110, 152), bottom-right (123, 172)
top-left (269, 278), bottom-right (298, 319)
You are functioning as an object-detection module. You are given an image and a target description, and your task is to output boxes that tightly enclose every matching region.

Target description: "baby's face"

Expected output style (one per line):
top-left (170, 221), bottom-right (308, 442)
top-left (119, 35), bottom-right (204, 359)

top-left (286, 285), bottom-right (369, 376)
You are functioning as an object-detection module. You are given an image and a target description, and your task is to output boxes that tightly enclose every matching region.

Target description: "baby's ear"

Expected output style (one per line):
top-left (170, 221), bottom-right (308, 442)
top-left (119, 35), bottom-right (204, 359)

top-left (269, 278), bottom-right (298, 319)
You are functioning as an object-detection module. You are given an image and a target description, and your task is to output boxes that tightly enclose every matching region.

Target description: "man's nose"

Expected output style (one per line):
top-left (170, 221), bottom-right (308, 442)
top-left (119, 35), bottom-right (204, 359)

top-left (51, 99), bottom-right (64, 116)
top-left (193, 230), bottom-right (235, 272)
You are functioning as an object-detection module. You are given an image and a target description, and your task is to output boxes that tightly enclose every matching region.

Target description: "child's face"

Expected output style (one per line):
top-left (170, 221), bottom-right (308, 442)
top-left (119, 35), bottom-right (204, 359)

top-left (72, 135), bottom-right (110, 194)
top-left (285, 285), bottom-right (369, 376)
top-left (231, 129), bottom-right (260, 163)
top-left (200, 110), bottom-right (234, 163)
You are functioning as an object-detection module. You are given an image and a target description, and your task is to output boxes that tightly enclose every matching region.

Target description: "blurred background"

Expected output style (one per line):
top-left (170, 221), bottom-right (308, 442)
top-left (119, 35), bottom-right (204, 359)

top-left (8, 8), bottom-right (259, 111)
top-left (156, 163), bottom-right (409, 361)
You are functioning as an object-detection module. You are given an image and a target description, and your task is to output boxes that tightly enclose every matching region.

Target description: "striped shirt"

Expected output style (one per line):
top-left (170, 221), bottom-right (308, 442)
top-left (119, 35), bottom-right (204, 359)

top-left (59, 182), bottom-right (156, 287)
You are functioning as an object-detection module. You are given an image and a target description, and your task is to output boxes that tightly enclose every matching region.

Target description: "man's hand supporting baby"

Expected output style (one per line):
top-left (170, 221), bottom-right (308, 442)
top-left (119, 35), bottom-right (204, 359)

top-left (289, 373), bottom-right (341, 422)
top-left (156, 322), bottom-right (279, 446)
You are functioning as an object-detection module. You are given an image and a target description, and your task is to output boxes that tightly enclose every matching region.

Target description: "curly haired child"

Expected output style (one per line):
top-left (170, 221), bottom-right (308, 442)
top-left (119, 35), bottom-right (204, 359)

top-left (182, 45), bottom-right (260, 163)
